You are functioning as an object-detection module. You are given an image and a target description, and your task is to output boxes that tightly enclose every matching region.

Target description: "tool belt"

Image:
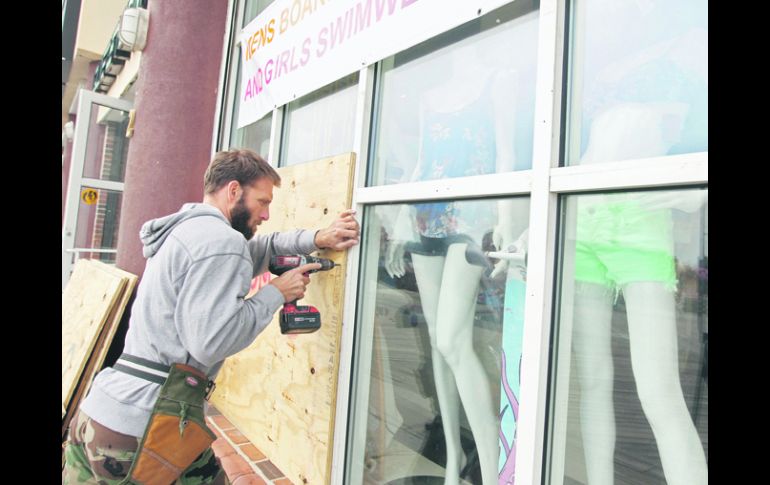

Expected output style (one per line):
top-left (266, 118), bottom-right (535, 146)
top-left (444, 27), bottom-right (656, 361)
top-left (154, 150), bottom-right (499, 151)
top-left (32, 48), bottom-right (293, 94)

top-left (114, 354), bottom-right (217, 485)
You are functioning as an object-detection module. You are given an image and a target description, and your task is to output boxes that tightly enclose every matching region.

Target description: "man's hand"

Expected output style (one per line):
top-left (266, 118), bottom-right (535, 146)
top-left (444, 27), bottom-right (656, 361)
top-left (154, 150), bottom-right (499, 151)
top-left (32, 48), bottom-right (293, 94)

top-left (269, 263), bottom-right (321, 302)
top-left (315, 209), bottom-right (360, 250)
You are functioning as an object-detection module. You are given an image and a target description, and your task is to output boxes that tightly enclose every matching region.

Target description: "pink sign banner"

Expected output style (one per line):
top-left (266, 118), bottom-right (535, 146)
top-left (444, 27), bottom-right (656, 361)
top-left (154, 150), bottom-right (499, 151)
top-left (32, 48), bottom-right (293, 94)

top-left (237, 0), bottom-right (517, 128)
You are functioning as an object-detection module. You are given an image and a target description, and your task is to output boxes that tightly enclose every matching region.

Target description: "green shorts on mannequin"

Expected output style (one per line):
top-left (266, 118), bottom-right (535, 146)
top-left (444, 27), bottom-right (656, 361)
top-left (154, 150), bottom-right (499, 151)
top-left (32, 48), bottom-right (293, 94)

top-left (574, 198), bottom-right (677, 291)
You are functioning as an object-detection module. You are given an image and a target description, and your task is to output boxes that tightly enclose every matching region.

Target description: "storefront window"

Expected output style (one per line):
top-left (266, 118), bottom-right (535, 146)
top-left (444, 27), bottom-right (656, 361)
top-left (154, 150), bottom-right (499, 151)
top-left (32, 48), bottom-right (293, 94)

top-left (82, 105), bottom-right (130, 183)
top-left (565, 0), bottom-right (708, 165)
top-left (279, 72), bottom-right (359, 166)
top-left (243, 0), bottom-right (272, 25)
top-left (548, 188), bottom-right (708, 484)
top-left (221, 0), bottom-right (274, 154)
top-left (229, 55), bottom-right (273, 156)
top-left (348, 197), bottom-right (530, 485)
top-left (368, 1), bottom-right (539, 187)
top-left (75, 188), bottom-right (123, 264)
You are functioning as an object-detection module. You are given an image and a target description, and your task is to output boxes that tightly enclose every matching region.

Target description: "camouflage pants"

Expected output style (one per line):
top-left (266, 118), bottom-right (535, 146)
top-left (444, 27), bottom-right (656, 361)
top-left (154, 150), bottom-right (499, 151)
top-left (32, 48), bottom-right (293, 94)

top-left (63, 410), bottom-right (229, 485)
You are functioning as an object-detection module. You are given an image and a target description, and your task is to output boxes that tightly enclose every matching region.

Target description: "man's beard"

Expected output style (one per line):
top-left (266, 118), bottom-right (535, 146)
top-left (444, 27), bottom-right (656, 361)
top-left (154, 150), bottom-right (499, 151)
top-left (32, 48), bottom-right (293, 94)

top-left (231, 196), bottom-right (255, 240)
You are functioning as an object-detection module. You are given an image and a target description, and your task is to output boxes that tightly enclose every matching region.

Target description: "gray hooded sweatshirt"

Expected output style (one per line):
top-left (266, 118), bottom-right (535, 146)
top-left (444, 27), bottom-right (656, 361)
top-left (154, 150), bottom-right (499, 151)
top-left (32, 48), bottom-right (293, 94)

top-left (80, 202), bottom-right (318, 437)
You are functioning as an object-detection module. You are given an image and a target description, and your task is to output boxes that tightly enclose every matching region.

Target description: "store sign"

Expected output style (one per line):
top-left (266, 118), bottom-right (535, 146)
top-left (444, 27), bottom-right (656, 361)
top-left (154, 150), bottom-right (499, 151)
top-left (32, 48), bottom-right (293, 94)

top-left (237, 0), bottom-right (516, 128)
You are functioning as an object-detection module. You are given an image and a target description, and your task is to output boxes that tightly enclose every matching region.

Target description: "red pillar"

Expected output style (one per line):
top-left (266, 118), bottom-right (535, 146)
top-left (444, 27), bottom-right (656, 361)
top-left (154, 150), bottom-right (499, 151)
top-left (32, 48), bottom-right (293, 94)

top-left (116, 0), bottom-right (228, 277)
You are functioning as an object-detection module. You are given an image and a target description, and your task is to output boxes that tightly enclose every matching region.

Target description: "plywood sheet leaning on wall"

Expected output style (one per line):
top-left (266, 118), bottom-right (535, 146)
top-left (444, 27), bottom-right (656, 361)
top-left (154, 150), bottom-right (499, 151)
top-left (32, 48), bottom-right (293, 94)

top-left (62, 259), bottom-right (127, 417)
top-left (61, 262), bottom-right (138, 439)
top-left (211, 153), bottom-right (356, 485)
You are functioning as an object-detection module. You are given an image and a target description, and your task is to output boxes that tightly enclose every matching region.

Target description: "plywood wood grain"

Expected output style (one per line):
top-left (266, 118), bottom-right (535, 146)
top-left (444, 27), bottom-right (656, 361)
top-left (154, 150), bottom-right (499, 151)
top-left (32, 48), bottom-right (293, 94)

top-left (62, 262), bottom-right (138, 438)
top-left (211, 153), bottom-right (356, 485)
top-left (61, 259), bottom-right (126, 417)
top-left (86, 263), bottom-right (138, 384)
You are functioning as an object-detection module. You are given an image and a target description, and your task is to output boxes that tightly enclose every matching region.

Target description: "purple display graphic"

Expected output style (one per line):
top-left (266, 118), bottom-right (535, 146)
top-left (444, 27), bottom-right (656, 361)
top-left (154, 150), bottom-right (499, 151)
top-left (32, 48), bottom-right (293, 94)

top-left (498, 349), bottom-right (519, 484)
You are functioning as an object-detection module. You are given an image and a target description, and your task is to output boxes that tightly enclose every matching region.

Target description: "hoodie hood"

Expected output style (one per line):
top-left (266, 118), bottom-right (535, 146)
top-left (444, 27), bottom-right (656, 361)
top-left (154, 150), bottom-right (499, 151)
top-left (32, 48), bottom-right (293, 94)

top-left (140, 203), bottom-right (229, 258)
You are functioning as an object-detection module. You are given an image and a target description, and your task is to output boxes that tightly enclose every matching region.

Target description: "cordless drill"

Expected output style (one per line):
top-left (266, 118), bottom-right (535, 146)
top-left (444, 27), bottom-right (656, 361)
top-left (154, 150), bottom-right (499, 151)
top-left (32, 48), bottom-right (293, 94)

top-left (268, 255), bottom-right (338, 334)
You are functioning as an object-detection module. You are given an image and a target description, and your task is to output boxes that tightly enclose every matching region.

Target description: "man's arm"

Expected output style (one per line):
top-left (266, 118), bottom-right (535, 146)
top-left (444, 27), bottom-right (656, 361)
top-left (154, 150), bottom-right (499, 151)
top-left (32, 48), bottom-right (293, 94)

top-left (247, 209), bottom-right (360, 275)
top-left (247, 229), bottom-right (317, 276)
top-left (175, 251), bottom-right (283, 368)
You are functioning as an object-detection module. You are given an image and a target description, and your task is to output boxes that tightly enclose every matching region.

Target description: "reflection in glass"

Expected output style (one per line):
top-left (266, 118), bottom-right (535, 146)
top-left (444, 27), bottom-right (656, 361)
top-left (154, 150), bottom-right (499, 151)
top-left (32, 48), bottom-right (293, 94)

top-left (224, 0), bottom-right (274, 155)
top-left (352, 198), bottom-right (529, 485)
top-left (243, 0), bottom-right (273, 27)
top-left (566, 0), bottom-right (708, 165)
top-left (369, 1), bottom-right (539, 186)
top-left (280, 73), bottom-right (358, 166)
top-left (74, 188), bottom-right (123, 264)
top-left (82, 104), bottom-right (130, 182)
top-left (551, 188), bottom-right (708, 484)
top-left (228, 55), bottom-right (273, 155)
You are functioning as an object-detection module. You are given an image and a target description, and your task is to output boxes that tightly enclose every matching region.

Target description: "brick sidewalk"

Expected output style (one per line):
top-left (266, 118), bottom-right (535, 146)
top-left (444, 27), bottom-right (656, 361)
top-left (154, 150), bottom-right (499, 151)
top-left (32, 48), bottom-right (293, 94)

top-left (205, 404), bottom-right (294, 485)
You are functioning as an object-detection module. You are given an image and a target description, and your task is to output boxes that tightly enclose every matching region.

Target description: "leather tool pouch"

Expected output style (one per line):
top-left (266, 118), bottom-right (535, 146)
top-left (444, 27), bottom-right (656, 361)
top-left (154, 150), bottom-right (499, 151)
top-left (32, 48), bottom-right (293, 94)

top-left (121, 364), bottom-right (216, 485)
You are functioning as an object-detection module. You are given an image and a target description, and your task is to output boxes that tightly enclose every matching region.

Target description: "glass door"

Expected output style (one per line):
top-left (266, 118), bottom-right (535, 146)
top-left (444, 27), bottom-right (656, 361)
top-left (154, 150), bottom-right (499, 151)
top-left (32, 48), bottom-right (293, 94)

top-left (62, 89), bottom-right (133, 289)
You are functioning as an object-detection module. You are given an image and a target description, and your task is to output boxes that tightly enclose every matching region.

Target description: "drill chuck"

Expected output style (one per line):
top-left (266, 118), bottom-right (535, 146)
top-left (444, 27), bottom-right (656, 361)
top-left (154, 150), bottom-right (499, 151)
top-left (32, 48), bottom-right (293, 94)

top-left (269, 255), bottom-right (338, 275)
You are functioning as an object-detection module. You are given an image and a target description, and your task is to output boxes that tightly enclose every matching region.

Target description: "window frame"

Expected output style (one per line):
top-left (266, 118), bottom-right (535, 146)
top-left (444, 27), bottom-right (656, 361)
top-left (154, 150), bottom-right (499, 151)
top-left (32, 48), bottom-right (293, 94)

top-left (277, 71), bottom-right (361, 167)
top-left (213, 0), bottom-right (283, 164)
top-left (209, 1), bottom-right (709, 484)
top-left (335, 2), bottom-right (706, 484)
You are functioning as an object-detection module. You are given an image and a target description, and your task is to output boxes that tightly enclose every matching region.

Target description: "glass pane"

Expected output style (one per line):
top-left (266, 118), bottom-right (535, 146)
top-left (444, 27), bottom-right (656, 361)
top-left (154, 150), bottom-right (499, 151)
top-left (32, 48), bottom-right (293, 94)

top-left (74, 187), bottom-right (123, 264)
top-left (81, 104), bottom-right (131, 182)
top-left (549, 188), bottom-right (708, 484)
top-left (280, 72), bottom-right (359, 166)
top-left (229, 55), bottom-right (273, 154)
top-left (348, 197), bottom-right (530, 485)
top-left (368, 1), bottom-right (539, 186)
top-left (243, 0), bottom-right (274, 27)
top-left (221, 0), bottom-right (274, 155)
top-left (232, 112), bottom-right (272, 156)
top-left (565, 0), bottom-right (708, 165)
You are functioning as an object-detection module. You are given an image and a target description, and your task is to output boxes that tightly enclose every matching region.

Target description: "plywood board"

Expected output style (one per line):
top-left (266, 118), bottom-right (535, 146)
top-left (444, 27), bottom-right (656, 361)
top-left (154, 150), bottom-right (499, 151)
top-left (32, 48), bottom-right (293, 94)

top-left (62, 262), bottom-right (138, 437)
top-left (61, 259), bottom-right (126, 417)
top-left (85, 263), bottom-right (138, 385)
top-left (211, 153), bottom-right (355, 485)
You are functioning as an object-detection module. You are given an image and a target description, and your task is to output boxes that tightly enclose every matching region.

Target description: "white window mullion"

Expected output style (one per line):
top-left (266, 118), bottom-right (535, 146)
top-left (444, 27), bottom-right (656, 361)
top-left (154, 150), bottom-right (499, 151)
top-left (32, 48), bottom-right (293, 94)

top-left (549, 152), bottom-right (708, 193)
top-left (351, 66), bottom-right (376, 176)
top-left (218, 54), bottom-right (238, 150)
top-left (211, 0), bottom-right (238, 154)
top-left (267, 106), bottom-right (283, 166)
top-left (332, 64), bottom-right (376, 485)
top-left (356, 170), bottom-right (533, 205)
top-left (80, 178), bottom-right (124, 192)
top-left (80, 90), bottom-right (133, 112)
top-left (515, 0), bottom-right (564, 484)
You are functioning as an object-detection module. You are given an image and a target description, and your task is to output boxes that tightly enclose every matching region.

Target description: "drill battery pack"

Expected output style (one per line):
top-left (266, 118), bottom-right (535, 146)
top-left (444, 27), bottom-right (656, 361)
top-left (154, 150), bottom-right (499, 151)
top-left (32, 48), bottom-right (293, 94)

top-left (269, 255), bottom-right (337, 335)
top-left (280, 304), bottom-right (322, 334)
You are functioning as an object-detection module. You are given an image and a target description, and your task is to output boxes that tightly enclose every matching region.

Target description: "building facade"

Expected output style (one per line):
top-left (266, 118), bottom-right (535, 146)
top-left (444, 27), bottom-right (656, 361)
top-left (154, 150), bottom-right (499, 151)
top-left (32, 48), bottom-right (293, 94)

top-left (61, 0), bottom-right (708, 483)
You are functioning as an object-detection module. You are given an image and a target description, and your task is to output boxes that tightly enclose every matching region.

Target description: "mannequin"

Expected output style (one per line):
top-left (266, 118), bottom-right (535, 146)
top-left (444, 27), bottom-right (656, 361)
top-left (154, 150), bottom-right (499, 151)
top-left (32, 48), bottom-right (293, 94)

top-left (568, 1), bottom-right (708, 481)
top-left (385, 42), bottom-right (523, 485)
top-left (571, 99), bottom-right (707, 485)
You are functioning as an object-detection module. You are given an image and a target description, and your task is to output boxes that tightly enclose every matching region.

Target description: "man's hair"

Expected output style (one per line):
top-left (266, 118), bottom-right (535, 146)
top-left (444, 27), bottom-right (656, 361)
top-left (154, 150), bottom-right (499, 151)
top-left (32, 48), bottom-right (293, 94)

top-left (203, 149), bottom-right (281, 194)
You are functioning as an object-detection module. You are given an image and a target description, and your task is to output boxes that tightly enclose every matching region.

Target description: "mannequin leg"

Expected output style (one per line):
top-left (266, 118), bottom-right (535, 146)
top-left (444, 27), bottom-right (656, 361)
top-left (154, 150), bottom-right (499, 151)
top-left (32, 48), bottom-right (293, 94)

top-left (434, 244), bottom-right (497, 485)
top-left (412, 254), bottom-right (465, 484)
top-left (623, 281), bottom-right (707, 485)
top-left (572, 281), bottom-right (616, 485)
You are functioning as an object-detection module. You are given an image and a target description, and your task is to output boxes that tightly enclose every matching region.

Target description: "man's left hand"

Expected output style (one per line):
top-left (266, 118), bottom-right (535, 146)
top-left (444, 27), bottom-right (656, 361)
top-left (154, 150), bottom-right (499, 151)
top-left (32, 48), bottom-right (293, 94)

top-left (315, 209), bottom-right (360, 251)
